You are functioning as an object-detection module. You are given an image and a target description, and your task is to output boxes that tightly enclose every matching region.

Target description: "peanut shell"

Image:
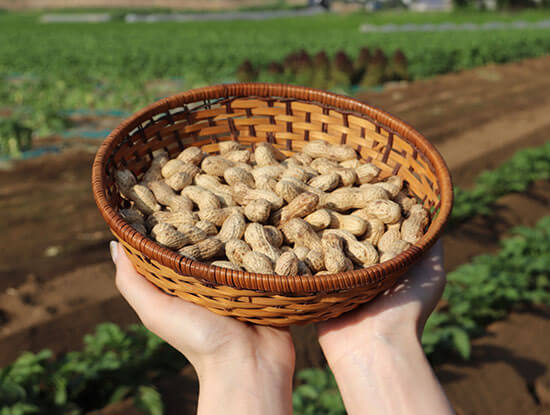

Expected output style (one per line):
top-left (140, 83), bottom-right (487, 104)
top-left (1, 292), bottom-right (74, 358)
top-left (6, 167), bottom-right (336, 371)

top-left (275, 252), bottom-right (299, 276)
top-left (242, 251), bottom-right (274, 274)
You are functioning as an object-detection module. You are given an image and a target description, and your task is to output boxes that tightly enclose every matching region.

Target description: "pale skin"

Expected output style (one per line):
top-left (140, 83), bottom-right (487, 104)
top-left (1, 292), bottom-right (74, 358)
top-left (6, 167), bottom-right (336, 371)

top-left (112, 240), bottom-right (453, 415)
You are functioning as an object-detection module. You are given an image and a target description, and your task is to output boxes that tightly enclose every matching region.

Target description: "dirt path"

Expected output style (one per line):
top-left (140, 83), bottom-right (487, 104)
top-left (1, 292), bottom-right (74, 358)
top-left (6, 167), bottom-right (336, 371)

top-left (444, 179), bottom-right (550, 272)
top-left (359, 55), bottom-right (550, 188)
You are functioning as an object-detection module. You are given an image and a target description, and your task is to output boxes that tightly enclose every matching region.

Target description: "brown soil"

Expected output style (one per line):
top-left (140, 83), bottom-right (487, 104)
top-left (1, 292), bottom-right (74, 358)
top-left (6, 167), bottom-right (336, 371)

top-left (0, 263), bottom-right (138, 366)
top-left (0, 149), bottom-right (112, 293)
top-left (437, 307), bottom-right (550, 415)
top-left (359, 55), bottom-right (550, 188)
top-left (443, 179), bottom-right (550, 272)
top-left (1, 56), bottom-right (550, 414)
top-left (0, 0), bottom-right (289, 11)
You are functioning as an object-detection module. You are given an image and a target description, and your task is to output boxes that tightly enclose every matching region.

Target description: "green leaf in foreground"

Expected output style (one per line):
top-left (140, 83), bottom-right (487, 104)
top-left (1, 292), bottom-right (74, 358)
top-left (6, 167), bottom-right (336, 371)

top-left (134, 386), bottom-right (163, 415)
top-left (449, 328), bottom-right (471, 360)
top-left (0, 324), bottom-right (187, 414)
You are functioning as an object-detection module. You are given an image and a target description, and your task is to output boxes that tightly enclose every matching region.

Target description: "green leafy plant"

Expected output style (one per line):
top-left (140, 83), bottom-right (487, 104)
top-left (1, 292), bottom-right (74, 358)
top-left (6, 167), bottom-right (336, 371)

top-left (423, 216), bottom-right (550, 359)
top-left (134, 386), bottom-right (163, 415)
top-left (0, 324), bottom-right (187, 414)
top-left (451, 142), bottom-right (550, 226)
top-left (293, 368), bottom-right (346, 415)
top-left (238, 46), bottom-right (409, 88)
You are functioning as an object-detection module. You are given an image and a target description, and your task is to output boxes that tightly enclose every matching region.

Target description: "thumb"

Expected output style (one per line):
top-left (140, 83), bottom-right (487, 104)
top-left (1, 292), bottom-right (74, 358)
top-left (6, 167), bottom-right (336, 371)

top-left (109, 240), bottom-right (120, 265)
top-left (108, 241), bottom-right (231, 352)
top-left (110, 240), bottom-right (170, 327)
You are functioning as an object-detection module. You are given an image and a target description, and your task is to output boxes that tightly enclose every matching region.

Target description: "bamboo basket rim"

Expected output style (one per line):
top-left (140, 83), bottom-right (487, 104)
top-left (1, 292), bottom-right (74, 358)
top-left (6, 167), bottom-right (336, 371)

top-left (92, 83), bottom-right (453, 295)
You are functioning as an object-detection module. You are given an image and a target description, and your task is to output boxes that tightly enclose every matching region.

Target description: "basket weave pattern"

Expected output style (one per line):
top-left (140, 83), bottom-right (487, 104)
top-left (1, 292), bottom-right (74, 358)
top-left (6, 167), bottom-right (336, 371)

top-left (92, 83), bottom-right (453, 326)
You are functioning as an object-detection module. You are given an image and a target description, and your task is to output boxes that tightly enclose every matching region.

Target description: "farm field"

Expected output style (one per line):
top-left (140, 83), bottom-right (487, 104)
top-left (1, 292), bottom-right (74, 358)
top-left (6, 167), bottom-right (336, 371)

top-left (2, 6), bottom-right (550, 414)
top-left (3, 9), bottom-right (550, 145)
top-left (1, 54), bottom-right (550, 414)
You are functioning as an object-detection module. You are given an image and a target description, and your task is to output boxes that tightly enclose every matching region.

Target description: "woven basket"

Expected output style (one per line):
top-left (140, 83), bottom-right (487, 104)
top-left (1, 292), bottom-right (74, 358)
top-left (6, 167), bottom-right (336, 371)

top-left (92, 83), bottom-right (453, 327)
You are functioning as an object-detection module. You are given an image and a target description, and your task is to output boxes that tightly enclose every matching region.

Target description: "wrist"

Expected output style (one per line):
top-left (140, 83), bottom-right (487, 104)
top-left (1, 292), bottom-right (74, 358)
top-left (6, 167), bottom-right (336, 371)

top-left (328, 326), bottom-right (421, 374)
top-left (198, 353), bottom-right (295, 385)
top-left (196, 342), bottom-right (295, 382)
top-left (370, 319), bottom-right (421, 350)
top-left (323, 331), bottom-right (453, 415)
top-left (319, 317), bottom-right (420, 370)
top-left (196, 356), bottom-right (294, 415)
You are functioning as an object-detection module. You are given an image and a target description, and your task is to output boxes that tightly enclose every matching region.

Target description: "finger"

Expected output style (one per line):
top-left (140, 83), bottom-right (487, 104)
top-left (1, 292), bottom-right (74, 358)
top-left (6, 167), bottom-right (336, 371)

top-left (411, 239), bottom-right (443, 273)
top-left (318, 241), bottom-right (446, 341)
top-left (409, 240), bottom-right (446, 324)
top-left (404, 240), bottom-right (445, 285)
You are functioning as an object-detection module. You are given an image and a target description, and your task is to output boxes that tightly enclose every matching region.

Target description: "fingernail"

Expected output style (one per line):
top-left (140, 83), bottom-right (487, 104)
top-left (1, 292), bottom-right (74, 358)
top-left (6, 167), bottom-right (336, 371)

top-left (109, 241), bottom-right (118, 264)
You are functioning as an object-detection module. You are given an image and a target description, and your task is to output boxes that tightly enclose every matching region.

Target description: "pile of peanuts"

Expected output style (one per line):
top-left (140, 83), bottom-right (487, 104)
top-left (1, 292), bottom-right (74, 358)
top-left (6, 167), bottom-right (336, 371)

top-left (114, 139), bottom-right (429, 276)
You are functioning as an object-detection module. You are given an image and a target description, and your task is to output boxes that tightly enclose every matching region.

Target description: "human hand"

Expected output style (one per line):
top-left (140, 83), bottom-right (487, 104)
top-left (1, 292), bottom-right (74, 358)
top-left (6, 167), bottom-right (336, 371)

top-left (315, 241), bottom-right (452, 415)
top-left (317, 241), bottom-right (445, 363)
top-left (111, 241), bottom-right (295, 415)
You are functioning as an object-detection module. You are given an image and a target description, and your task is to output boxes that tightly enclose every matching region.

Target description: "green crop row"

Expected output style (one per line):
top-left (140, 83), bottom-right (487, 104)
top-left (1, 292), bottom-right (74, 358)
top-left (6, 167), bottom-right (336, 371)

top-left (450, 142), bottom-right (550, 226)
top-left (236, 47), bottom-right (409, 89)
top-left (2, 12), bottom-right (550, 138)
top-left (424, 216), bottom-right (550, 359)
top-left (2, 16), bottom-right (550, 83)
